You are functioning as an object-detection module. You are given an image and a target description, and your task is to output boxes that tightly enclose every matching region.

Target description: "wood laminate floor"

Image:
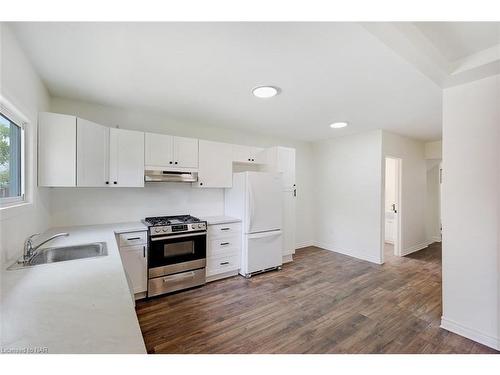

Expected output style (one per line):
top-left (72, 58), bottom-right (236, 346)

top-left (135, 243), bottom-right (498, 354)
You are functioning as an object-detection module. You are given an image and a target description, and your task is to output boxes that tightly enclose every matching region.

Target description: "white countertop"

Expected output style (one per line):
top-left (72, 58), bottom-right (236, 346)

top-left (1, 222), bottom-right (147, 354)
top-left (201, 215), bottom-right (241, 225)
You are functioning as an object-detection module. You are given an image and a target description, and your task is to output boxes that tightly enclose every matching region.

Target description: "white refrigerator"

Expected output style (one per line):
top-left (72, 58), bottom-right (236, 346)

top-left (225, 171), bottom-right (283, 277)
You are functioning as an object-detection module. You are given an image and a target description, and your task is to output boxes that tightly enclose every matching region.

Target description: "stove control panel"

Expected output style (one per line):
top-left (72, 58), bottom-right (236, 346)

top-left (150, 222), bottom-right (207, 236)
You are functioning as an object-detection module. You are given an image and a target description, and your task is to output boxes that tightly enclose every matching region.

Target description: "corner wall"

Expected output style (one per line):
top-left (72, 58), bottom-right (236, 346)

top-left (0, 23), bottom-right (51, 266)
top-left (312, 130), bottom-right (383, 263)
top-left (441, 74), bottom-right (499, 350)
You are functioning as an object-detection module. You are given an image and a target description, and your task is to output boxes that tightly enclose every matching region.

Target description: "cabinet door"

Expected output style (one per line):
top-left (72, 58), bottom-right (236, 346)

top-left (282, 190), bottom-right (296, 256)
top-left (173, 136), bottom-right (198, 168)
top-left (120, 245), bottom-right (147, 294)
top-left (109, 128), bottom-right (144, 187)
top-left (77, 118), bottom-right (108, 187)
top-left (196, 140), bottom-right (232, 188)
top-left (232, 144), bottom-right (253, 163)
top-left (251, 147), bottom-right (266, 164)
top-left (279, 147), bottom-right (296, 189)
top-left (38, 112), bottom-right (77, 187)
top-left (145, 132), bottom-right (173, 167)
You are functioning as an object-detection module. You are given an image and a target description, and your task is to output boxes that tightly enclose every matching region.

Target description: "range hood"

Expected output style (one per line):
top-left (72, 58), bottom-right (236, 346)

top-left (145, 169), bottom-right (198, 183)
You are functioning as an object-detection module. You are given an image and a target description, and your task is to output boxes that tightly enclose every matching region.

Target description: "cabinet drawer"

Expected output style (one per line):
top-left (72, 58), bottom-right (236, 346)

top-left (208, 235), bottom-right (241, 253)
top-left (208, 223), bottom-right (241, 238)
top-left (118, 231), bottom-right (147, 247)
top-left (206, 254), bottom-right (240, 276)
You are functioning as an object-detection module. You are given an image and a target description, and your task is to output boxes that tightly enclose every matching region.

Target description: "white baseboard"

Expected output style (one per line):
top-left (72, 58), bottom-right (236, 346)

top-left (430, 235), bottom-right (442, 243)
top-left (282, 254), bottom-right (293, 263)
top-left (401, 241), bottom-right (431, 256)
top-left (295, 240), bottom-right (314, 249)
top-left (441, 316), bottom-right (500, 350)
top-left (314, 241), bottom-right (382, 264)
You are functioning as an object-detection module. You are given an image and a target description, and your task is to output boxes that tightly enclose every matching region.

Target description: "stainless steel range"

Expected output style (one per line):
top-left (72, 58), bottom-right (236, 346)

top-left (142, 215), bottom-right (207, 297)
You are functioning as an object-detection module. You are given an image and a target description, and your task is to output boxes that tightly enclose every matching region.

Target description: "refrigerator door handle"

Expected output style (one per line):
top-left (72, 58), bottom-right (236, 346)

top-left (248, 230), bottom-right (282, 239)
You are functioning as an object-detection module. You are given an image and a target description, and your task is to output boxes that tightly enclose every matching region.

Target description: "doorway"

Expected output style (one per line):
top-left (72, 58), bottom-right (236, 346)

top-left (383, 157), bottom-right (402, 261)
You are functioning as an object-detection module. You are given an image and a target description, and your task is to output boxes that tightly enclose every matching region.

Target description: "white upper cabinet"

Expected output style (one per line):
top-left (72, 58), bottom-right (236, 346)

top-left (232, 144), bottom-right (265, 164)
top-left (145, 133), bottom-right (173, 167)
top-left (195, 140), bottom-right (233, 188)
top-left (173, 136), bottom-right (198, 169)
top-left (77, 118), bottom-right (108, 187)
top-left (38, 112), bottom-right (77, 187)
top-left (109, 128), bottom-right (144, 187)
top-left (263, 146), bottom-right (296, 189)
top-left (145, 133), bottom-right (198, 169)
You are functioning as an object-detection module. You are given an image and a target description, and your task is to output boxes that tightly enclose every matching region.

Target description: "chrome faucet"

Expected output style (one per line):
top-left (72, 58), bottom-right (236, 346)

top-left (22, 232), bottom-right (69, 263)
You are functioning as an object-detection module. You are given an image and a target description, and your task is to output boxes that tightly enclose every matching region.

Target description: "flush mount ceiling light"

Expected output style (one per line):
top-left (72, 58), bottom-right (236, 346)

top-left (252, 86), bottom-right (280, 98)
top-left (330, 122), bottom-right (348, 129)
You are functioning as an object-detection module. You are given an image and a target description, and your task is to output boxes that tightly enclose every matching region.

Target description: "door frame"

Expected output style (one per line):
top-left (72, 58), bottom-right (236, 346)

top-left (381, 156), bottom-right (402, 263)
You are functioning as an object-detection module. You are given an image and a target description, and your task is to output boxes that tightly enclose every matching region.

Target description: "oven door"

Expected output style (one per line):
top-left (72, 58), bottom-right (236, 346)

top-left (148, 231), bottom-right (206, 271)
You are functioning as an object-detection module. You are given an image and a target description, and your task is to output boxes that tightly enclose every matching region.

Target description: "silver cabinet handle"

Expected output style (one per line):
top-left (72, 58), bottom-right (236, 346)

top-left (220, 228), bottom-right (230, 231)
top-left (220, 242), bottom-right (230, 246)
top-left (220, 261), bottom-right (229, 265)
top-left (143, 246), bottom-right (146, 258)
top-left (151, 232), bottom-right (206, 241)
top-left (127, 237), bottom-right (141, 241)
top-left (162, 271), bottom-right (195, 282)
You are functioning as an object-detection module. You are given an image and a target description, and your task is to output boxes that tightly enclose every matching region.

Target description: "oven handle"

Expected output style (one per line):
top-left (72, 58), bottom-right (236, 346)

top-left (150, 232), bottom-right (207, 241)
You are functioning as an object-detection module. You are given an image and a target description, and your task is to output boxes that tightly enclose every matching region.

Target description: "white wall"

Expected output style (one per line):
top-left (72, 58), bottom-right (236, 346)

top-left (0, 24), bottom-right (51, 265)
top-left (441, 74), bottom-right (499, 350)
top-left (425, 160), bottom-right (441, 242)
top-left (312, 130), bottom-right (383, 264)
top-left (424, 140), bottom-right (442, 159)
top-left (49, 97), bottom-right (315, 248)
top-left (382, 131), bottom-right (428, 255)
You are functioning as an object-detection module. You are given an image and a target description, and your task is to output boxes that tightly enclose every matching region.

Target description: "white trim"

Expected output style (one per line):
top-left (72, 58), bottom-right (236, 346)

top-left (400, 241), bottom-right (431, 256)
top-left (295, 240), bottom-right (314, 249)
top-left (282, 254), bottom-right (293, 263)
top-left (441, 316), bottom-right (500, 351)
top-left (430, 235), bottom-right (442, 243)
top-left (314, 241), bottom-right (383, 264)
top-left (0, 99), bottom-right (27, 208)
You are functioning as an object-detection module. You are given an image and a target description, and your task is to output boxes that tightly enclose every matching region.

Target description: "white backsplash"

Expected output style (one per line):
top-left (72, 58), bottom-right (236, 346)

top-left (49, 183), bottom-right (224, 227)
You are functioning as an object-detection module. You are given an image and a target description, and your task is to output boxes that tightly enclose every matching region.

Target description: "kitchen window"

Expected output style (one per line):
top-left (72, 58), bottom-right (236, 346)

top-left (0, 111), bottom-right (25, 206)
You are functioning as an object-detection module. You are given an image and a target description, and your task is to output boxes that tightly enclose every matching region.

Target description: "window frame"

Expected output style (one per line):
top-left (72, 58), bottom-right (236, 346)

top-left (0, 106), bottom-right (26, 208)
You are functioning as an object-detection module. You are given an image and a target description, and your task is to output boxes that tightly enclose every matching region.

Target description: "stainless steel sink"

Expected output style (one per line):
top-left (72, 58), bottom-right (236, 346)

top-left (8, 242), bottom-right (108, 270)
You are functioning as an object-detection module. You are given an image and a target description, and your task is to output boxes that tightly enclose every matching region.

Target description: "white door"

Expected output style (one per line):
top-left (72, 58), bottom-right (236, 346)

top-left (279, 147), bottom-right (296, 189)
top-left (196, 140), bottom-right (233, 188)
top-left (385, 211), bottom-right (395, 244)
top-left (120, 245), bottom-right (147, 294)
top-left (282, 190), bottom-right (296, 256)
top-left (77, 118), bottom-right (108, 187)
top-left (109, 128), bottom-right (144, 187)
top-left (173, 136), bottom-right (198, 168)
top-left (246, 172), bottom-right (283, 234)
top-left (145, 132), bottom-right (173, 167)
top-left (38, 112), bottom-right (77, 187)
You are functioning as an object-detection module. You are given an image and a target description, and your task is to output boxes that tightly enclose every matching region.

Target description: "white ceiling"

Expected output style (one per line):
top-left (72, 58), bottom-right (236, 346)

top-left (414, 22), bottom-right (500, 61)
top-left (10, 22), bottom-right (444, 142)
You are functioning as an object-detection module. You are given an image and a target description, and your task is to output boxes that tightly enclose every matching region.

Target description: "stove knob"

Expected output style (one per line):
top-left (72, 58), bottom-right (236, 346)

top-left (198, 224), bottom-right (203, 229)
top-left (154, 228), bottom-right (160, 233)
top-left (162, 227), bottom-right (167, 232)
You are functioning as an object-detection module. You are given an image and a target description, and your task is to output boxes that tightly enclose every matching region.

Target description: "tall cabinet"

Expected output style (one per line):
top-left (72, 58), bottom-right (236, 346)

top-left (262, 146), bottom-right (296, 262)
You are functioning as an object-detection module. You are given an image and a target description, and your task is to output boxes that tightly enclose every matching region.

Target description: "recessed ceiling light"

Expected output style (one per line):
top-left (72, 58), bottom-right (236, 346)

top-left (330, 122), bottom-right (348, 129)
top-left (252, 86), bottom-right (280, 98)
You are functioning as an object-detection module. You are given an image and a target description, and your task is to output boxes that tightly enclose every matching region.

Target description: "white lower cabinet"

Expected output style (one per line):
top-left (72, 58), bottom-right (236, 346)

top-left (118, 231), bottom-right (147, 298)
top-left (206, 222), bottom-right (242, 281)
